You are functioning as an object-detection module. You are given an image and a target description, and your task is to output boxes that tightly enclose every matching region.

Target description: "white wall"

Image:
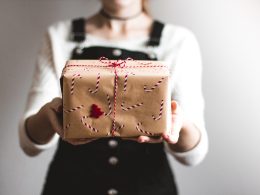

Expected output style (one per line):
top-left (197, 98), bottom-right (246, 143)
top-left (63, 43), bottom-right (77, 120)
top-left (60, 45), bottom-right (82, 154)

top-left (0, 0), bottom-right (260, 194)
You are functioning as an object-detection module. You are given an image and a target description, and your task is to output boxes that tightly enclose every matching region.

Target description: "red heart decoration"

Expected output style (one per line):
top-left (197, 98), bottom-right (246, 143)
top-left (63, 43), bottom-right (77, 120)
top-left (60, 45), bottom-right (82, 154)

top-left (90, 104), bottom-right (104, 118)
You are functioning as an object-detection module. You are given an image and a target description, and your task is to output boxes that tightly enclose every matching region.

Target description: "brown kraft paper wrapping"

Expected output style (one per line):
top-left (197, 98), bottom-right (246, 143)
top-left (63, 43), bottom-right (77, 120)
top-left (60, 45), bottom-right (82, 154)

top-left (61, 59), bottom-right (172, 139)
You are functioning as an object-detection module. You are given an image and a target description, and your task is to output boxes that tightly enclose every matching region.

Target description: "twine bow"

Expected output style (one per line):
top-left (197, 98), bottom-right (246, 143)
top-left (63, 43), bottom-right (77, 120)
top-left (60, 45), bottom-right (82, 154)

top-left (99, 56), bottom-right (127, 68)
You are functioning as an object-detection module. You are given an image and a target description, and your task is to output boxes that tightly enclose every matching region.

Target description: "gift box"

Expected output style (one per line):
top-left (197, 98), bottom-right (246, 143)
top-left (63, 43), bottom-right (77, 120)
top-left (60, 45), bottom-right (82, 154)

top-left (61, 58), bottom-right (172, 139)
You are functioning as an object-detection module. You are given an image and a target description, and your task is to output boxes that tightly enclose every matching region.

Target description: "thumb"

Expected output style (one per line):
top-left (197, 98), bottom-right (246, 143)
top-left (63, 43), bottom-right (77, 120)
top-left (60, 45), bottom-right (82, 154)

top-left (51, 97), bottom-right (63, 113)
top-left (171, 100), bottom-right (178, 114)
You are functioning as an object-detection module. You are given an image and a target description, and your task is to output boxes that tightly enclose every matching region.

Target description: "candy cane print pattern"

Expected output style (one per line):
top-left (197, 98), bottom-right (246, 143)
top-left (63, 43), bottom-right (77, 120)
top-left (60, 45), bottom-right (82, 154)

top-left (136, 122), bottom-right (156, 136)
top-left (152, 100), bottom-right (164, 120)
top-left (123, 72), bottom-right (135, 92)
top-left (121, 101), bottom-right (143, 111)
top-left (88, 73), bottom-right (100, 94)
top-left (64, 105), bottom-right (84, 113)
top-left (80, 116), bottom-right (99, 133)
top-left (116, 124), bottom-right (125, 131)
top-left (144, 77), bottom-right (165, 92)
top-left (106, 124), bottom-right (124, 136)
top-left (104, 94), bottom-right (112, 116)
top-left (70, 73), bottom-right (82, 95)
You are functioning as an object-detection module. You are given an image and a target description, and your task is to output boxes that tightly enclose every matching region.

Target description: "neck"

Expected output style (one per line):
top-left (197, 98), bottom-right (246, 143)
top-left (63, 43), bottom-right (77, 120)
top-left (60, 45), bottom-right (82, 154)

top-left (102, 1), bottom-right (143, 20)
top-left (85, 2), bottom-right (153, 39)
top-left (100, 9), bottom-right (142, 21)
top-left (98, 9), bottom-right (145, 34)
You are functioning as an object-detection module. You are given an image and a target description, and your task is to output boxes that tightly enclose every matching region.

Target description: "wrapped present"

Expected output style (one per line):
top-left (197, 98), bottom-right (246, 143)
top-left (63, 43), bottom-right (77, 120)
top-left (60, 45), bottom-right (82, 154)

top-left (61, 58), bottom-right (172, 139)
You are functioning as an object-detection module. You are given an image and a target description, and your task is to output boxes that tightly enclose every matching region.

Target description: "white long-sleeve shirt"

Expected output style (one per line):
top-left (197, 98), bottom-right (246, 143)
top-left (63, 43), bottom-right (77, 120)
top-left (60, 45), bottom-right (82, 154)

top-left (19, 19), bottom-right (208, 166)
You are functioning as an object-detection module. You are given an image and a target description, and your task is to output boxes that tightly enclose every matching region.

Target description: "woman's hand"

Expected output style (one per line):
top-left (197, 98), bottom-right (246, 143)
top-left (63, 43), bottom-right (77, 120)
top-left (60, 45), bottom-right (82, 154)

top-left (162, 101), bottom-right (184, 143)
top-left (45, 97), bottom-right (98, 145)
top-left (122, 100), bottom-right (183, 144)
top-left (26, 97), bottom-right (97, 146)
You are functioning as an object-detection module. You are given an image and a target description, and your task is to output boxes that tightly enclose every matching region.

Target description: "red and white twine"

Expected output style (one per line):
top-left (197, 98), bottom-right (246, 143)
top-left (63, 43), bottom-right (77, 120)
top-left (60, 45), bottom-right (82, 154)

top-left (152, 100), bottom-right (164, 120)
top-left (111, 69), bottom-right (119, 136)
top-left (106, 124), bottom-right (125, 136)
top-left (99, 57), bottom-right (127, 136)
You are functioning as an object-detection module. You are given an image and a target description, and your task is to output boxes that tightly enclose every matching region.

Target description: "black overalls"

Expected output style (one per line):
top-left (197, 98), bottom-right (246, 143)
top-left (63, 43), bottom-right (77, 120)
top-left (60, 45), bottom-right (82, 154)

top-left (42, 18), bottom-right (178, 195)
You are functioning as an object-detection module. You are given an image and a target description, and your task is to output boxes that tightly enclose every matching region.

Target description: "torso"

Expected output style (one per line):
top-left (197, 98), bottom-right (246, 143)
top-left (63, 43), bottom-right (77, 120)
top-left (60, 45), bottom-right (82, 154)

top-left (41, 17), bottom-right (178, 195)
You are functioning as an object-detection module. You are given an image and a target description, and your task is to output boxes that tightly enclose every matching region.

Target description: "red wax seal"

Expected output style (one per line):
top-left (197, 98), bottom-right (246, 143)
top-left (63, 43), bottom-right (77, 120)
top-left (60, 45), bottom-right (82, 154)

top-left (90, 104), bottom-right (104, 118)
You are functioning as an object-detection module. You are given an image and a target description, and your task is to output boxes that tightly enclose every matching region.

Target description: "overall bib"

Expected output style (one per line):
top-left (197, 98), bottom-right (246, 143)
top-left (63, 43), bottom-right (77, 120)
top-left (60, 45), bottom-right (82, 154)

top-left (42, 18), bottom-right (178, 195)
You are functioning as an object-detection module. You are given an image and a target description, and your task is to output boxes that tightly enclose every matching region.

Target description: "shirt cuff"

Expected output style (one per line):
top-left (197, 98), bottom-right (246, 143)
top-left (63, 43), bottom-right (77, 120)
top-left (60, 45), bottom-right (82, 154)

top-left (18, 113), bottom-right (59, 156)
top-left (164, 127), bottom-right (208, 166)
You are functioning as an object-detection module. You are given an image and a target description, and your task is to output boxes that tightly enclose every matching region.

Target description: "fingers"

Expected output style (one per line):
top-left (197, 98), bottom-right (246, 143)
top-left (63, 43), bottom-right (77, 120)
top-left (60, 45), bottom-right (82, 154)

top-left (46, 98), bottom-right (182, 145)
top-left (65, 138), bottom-right (98, 145)
top-left (171, 100), bottom-right (179, 114)
top-left (51, 97), bottom-right (63, 113)
top-left (162, 117), bottom-right (179, 144)
top-left (162, 100), bottom-right (183, 144)
top-left (44, 97), bottom-right (98, 146)
top-left (122, 135), bottom-right (163, 144)
top-left (47, 108), bottom-right (63, 137)
top-left (162, 129), bottom-right (179, 144)
top-left (46, 98), bottom-right (180, 145)
top-left (121, 137), bottom-right (139, 142)
top-left (45, 97), bottom-right (63, 136)
top-left (138, 136), bottom-right (163, 143)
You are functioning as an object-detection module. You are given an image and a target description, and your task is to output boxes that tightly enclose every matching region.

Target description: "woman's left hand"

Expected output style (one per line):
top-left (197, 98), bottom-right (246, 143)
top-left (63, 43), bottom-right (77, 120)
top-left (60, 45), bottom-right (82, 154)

top-left (122, 100), bottom-right (183, 144)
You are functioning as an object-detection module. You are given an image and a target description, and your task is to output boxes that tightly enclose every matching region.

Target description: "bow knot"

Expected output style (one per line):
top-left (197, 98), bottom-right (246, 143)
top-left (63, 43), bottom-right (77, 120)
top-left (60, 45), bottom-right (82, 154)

top-left (109, 61), bottom-right (126, 68)
top-left (99, 57), bottom-right (126, 68)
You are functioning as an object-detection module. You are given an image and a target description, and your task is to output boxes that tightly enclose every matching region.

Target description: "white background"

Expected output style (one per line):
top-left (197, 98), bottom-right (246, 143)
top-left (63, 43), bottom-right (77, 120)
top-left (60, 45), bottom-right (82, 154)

top-left (0, 0), bottom-right (260, 194)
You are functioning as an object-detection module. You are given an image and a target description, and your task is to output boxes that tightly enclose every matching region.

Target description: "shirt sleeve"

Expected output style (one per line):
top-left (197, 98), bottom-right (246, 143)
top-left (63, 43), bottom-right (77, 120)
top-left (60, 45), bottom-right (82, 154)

top-left (164, 29), bottom-right (209, 166)
top-left (18, 31), bottom-right (60, 156)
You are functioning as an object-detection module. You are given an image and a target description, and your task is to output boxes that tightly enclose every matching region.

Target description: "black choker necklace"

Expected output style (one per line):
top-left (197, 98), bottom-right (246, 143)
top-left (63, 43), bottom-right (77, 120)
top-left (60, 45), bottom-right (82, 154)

top-left (100, 9), bottom-right (142, 21)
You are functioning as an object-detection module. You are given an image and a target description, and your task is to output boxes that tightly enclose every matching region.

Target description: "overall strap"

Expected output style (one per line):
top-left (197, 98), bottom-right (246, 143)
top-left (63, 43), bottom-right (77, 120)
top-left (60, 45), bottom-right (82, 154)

top-left (147, 20), bottom-right (165, 47)
top-left (71, 18), bottom-right (86, 42)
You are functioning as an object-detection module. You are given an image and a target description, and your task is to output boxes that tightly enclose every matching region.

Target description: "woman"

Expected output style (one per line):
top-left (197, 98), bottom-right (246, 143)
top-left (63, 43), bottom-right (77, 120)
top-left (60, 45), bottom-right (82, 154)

top-left (19, 0), bottom-right (208, 194)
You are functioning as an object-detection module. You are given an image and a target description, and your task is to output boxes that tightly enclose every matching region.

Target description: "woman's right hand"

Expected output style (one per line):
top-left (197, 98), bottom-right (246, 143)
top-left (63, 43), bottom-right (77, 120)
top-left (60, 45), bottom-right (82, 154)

top-left (26, 97), bottom-right (97, 145)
